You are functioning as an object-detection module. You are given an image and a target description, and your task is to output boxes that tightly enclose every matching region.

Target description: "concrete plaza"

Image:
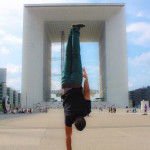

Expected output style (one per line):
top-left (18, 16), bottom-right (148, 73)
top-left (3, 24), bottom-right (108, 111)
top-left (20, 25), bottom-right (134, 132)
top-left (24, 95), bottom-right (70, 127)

top-left (0, 109), bottom-right (150, 150)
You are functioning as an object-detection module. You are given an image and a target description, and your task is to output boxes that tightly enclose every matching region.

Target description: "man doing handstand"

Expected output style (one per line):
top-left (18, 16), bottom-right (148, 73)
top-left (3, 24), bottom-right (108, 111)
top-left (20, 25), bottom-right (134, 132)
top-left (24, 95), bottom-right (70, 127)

top-left (61, 24), bottom-right (91, 150)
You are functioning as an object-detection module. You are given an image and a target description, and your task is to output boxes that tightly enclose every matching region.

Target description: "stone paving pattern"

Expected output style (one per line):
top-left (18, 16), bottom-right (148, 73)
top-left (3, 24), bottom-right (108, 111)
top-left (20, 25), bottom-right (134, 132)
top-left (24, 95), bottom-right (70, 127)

top-left (0, 109), bottom-right (150, 150)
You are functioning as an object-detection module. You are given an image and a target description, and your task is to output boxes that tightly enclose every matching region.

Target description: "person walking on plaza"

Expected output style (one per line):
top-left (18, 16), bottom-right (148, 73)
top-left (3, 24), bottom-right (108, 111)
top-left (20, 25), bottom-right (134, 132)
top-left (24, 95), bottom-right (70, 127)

top-left (144, 104), bottom-right (147, 115)
top-left (61, 24), bottom-right (91, 150)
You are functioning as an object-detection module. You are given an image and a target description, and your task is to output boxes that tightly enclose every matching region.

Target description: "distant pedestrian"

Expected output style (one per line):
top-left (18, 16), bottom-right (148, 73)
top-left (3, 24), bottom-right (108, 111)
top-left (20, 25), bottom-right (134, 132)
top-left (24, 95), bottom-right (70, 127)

top-left (126, 106), bottom-right (129, 113)
top-left (6, 100), bottom-right (11, 113)
top-left (134, 107), bottom-right (137, 113)
top-left (144, 104), bottom-right (147, 115)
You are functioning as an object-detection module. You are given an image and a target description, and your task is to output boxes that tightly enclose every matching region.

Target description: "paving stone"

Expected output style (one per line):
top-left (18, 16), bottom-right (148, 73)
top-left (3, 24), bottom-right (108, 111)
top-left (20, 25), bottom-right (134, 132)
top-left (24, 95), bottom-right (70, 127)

top-left (0, 109), bottom-right (150, 150)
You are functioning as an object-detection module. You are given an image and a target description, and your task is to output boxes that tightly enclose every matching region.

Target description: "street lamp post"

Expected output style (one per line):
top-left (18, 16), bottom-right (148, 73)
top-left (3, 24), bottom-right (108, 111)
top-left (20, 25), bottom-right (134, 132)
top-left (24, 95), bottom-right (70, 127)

top-left (26, 93), bottom-right (27, 109)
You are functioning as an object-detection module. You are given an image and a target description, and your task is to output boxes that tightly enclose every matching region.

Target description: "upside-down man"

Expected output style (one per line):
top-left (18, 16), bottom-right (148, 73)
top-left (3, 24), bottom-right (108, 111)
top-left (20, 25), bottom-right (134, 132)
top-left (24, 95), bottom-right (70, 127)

top-left (61, 24), bottom-right (91, 150)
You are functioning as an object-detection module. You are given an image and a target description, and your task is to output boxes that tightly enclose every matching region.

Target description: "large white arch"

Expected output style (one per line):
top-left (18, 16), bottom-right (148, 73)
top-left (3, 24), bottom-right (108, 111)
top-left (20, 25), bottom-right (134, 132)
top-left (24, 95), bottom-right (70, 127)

top-left (22, 4), bottom-right (128, 107)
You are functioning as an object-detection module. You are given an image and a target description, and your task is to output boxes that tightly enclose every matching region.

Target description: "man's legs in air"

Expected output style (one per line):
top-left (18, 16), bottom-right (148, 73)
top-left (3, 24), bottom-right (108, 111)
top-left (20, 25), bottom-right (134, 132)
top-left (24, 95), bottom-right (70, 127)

top-left (61, 28), bottom-right (72, 88)
top-left (61, 24), bottom-right (85, 88)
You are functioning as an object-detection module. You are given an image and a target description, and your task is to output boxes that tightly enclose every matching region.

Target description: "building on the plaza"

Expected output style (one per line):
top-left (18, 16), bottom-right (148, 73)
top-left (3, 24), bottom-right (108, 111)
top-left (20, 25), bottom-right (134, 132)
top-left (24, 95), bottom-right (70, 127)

top-left (22, 3), bottom-right (128, 107)
top-left (7, 87), bottom-right (14, 108)
top-left (0, 68), bottom-right (7, 110)
top-left (13, 90), bottom-right (18, 109)
top-left (0, 83), bottom-right (7, 101)
top-left (0, 83), bottom-right (7, 111)
top-left (129, 86), bottom-right (150, 107)
top-left (7, 88), bottom-right (21, 109)
top-left (0, 68), bottom-right (21, 110)
top-left (18, 93), bottom-right (21, 108)
top-left (0, 68), bottom-right (6, 83)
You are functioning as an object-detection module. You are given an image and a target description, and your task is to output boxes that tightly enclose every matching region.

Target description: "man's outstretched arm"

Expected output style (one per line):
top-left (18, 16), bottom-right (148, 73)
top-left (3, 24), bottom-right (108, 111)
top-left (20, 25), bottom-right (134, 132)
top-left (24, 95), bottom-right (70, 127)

top-left (83, 67), bottom-right (90, 100)
top-left (65, 125), bottom-right (72, 150)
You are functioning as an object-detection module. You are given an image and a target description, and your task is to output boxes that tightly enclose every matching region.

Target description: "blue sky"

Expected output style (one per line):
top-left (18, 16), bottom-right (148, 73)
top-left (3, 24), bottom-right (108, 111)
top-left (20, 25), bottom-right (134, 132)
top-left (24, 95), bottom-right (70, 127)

top-left (0, 0), bottom-right (150, 93)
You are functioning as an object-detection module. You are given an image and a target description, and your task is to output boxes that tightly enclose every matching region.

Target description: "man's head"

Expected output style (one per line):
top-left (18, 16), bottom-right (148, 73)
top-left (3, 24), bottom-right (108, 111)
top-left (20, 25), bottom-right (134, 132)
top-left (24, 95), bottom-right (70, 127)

top-left (74, 117), bottom-right (86, 131)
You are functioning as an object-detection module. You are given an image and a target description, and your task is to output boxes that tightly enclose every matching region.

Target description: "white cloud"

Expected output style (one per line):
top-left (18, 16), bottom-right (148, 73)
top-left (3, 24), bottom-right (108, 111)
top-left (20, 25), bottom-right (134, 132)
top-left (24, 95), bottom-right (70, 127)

top-left (127, 22), bottom-right (148, 33)
top-left (6, 64), bottom-right (22, 74)
top-left (86, 65), bottom-right (99, 75)
top-left (51, 80), bottom-right (61, 90)
top-left (0, 1), bottom-right (23, 12)
top-left (0, 1), bottom-right (23, 28)
top-left (136, 11), bottom-right (143, 17)
top-left (128, 73), bottom-right (150, 91)
top-left (128, 52), bottom-right (150, 90)
top-left (7, 77), bottom-right (21, 92)
top-left (0, 30), bottom-right (5, 36)
top-left (52, 43), bottom-right (61, 52)
top-left (0, 46), bottom-right (10, 55)
top-left (5, 63), bottom-right (22, 91)
top-left (128, 76), bottom-right (137, 91)
top-left (3, 34), bottom-right (22, 45)
top-left (128, 51), bottom-right (150, 67)
top-left (127, 22), bottom-right (150, 46)
top-left (0, 30), bottom-right (22, 45)
top-left (128, 80), bottom-right (133, 90)
top-left (52, 68), bottom-right (61, 74)
top-left (135, 10), bottom-right (150, 19)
